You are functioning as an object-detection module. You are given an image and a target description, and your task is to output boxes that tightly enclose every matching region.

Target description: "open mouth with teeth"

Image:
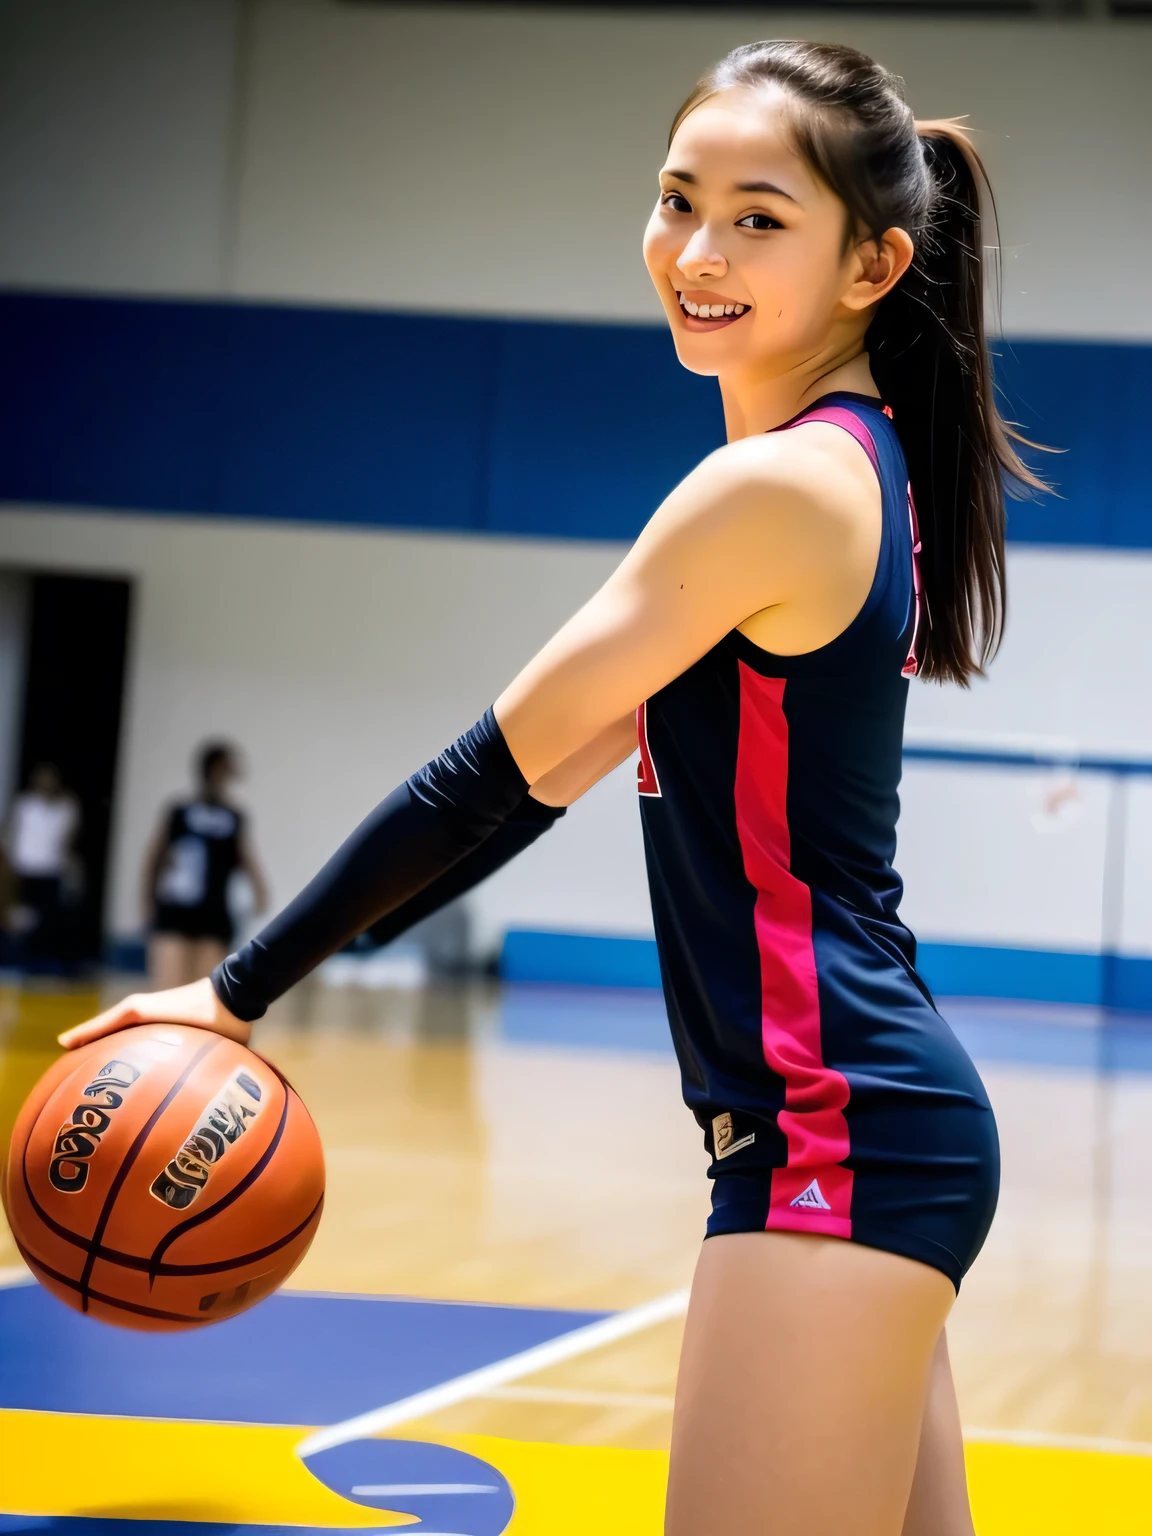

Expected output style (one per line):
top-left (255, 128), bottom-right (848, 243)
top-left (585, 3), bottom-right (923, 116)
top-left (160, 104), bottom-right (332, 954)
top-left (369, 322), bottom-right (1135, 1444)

top-left (676, 290), bottom-right (752, 332)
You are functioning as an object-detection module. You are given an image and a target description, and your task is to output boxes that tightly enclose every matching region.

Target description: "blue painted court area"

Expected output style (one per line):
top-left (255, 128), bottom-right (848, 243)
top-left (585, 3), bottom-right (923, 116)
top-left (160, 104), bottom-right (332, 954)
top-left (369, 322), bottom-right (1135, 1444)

top-left (310, 1439), bottom-right (514, 1534)
top-left (499, 982), bottom-right (1152, 1074)
top-left (941, 999), bottom-right (1152, 1074)
top-left (500, 982), bottom-right (672, 1054)
top-left (0, 1283), bottom-right (606, 1425)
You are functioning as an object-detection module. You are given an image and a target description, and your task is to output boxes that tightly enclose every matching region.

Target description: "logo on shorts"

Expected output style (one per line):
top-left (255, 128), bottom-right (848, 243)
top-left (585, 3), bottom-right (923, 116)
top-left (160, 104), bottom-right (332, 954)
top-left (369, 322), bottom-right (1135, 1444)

top-left (789, 1178), bottom-right (832, 1212)
top-left (150, 1069), bottom-right (264, 1210)
top-left (712, 1112), bottom-right (755, 1161)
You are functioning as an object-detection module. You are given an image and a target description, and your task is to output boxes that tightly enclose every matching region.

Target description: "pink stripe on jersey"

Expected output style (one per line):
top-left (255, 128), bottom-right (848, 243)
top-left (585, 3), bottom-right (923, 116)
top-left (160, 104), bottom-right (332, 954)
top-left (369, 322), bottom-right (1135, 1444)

top-left (733, 662), bottom-right (854, 1240)
top-left (776, 404), bottom-right (879, 473)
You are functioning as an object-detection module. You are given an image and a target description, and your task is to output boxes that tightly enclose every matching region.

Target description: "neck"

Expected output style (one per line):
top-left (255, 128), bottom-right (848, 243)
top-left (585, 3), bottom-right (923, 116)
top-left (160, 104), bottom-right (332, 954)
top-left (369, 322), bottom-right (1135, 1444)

top-left (718, 343), bottom-right (879, 442)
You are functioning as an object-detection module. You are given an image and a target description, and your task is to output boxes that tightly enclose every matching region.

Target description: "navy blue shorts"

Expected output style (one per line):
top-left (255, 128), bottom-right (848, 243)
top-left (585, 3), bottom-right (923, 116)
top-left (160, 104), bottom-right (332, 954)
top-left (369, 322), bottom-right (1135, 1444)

top-left (153, 903), bottom-right (234, 945)
top-left (701, 1023), bottom-right (1000, 1292)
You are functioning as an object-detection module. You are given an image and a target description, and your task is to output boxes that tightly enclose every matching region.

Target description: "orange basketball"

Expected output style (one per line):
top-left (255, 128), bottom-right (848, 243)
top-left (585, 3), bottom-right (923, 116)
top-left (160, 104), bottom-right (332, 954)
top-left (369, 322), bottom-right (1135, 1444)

top-left (1, 1023), bottom-right (324, 1331)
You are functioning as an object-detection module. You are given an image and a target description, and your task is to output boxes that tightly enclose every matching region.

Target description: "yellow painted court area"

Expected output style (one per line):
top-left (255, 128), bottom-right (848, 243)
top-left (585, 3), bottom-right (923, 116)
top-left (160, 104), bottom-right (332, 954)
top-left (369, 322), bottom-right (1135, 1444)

top-left (966, 1439), bottom-right (1152, 1536)
top-left (3, 1409), bottom-right (1151, 1535)
top-left (0, 1410), bottom-right (667, 1533)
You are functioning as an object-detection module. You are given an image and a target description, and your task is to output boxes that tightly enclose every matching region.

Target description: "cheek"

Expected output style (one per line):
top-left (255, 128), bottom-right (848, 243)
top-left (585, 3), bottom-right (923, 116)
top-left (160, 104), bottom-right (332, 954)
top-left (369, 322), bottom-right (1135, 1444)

top-left (746, 245), bottom-right (841, 338)
top-left (642, 217), bottom-right (678, 281)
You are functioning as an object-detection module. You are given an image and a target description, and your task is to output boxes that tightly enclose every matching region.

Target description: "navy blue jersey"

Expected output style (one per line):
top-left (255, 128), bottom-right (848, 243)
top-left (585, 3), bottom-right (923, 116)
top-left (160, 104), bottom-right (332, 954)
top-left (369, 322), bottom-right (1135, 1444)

top-left (153, 801), bottom-right (244, 942)
top-left (637, 394), bottom-right (998, 1288)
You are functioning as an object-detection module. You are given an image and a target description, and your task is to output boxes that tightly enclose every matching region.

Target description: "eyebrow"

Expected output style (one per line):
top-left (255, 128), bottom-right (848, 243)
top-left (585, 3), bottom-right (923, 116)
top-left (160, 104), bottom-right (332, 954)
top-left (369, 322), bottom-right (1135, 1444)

top-left (663, 170), bottom-right (798, 203)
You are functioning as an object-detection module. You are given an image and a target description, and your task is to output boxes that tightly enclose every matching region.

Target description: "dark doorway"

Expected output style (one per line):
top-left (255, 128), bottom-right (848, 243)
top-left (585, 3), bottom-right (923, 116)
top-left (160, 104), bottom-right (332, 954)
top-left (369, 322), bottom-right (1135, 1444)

top-left (16, 573), bottom-right (132, 965)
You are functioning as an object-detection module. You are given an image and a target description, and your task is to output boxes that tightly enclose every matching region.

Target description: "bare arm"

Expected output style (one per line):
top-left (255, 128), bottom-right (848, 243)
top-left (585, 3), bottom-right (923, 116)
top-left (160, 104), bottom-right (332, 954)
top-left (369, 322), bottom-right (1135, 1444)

top-left (139, 810), bottom-right (171, 928)
top-left (59, 427), bottom-right (876, 1050)
top-left (496, 426), bottom-right (879, 783)
top-left (237, 825), bottom-right (271, 916)
top-left (529, 714), bottom-right (639, 807)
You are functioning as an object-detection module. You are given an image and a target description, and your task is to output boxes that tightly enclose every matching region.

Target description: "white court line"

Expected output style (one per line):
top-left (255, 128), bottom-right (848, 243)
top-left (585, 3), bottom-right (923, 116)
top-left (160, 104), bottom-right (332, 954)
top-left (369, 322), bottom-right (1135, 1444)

top-left (296, 1286), bottom-right (690, 1459)
top-left (484, 1385), bottom-right (677, 1412)
top-left (351, 1484), bottom-right (499, 1496)
top-left (964, 1425), bottom-right (1152, 1458)
top-left (1, 1268), bottom-right (1143, 1462)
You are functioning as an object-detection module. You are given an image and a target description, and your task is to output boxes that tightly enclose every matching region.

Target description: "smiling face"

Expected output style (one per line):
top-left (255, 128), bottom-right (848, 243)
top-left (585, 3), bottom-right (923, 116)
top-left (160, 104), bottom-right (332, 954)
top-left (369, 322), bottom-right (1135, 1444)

top-left (643, 85), bottom-right (870, 382)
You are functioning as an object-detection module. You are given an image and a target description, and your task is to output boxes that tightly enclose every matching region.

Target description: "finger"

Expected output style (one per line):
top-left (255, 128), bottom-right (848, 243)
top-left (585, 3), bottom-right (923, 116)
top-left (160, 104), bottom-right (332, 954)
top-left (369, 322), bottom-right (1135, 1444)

top-left (58, 1000), bottom-right (142, 1051)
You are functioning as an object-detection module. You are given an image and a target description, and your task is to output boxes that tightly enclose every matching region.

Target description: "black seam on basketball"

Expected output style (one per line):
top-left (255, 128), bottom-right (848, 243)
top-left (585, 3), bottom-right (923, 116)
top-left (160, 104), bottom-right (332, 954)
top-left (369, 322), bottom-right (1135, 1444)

top-left (21, 1155), bottom-right (97, 1255)
top-left (144, 1193), bottom-right (324, 1276)
top-left (14, 1173), bottom-right (322, 1277)
top-left (147, 1075), bottom-right (291, 1280)
top-left (76, 1037), bottom-right (220, 1311)
top-left (19, 1246), bottom-right (210, 1325)
top-left (21, 1113), bottom-right (94, 1250)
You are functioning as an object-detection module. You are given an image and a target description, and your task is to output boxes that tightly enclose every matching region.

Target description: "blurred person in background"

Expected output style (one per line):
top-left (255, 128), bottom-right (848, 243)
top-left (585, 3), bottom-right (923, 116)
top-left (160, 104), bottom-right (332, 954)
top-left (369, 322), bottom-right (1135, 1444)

top-left (2, 761), bottom-right (81, 964)
top-left (142, 741), bottom-right (268, 989)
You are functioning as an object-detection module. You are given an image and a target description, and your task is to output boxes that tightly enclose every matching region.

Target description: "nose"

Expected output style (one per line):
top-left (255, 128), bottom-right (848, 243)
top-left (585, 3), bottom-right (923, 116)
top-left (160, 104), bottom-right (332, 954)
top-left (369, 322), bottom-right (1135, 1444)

top-left (676, 225), bottom-right (729, 286)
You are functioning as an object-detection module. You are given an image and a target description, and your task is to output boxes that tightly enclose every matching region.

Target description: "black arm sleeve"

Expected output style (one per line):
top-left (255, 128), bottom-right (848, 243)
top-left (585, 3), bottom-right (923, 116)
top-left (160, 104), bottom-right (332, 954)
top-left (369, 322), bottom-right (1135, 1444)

top-left (364, 793), bottom-right (564, 948)
top-left (212, 708), bottom-right (530, 1021)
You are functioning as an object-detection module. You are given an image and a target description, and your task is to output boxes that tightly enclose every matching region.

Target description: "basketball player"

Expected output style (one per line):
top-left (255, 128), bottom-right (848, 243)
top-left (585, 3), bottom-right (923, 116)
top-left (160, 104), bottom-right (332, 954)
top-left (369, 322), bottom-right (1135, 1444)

top-left (63, 43), bottom-right (1044, 1535)
top-left (141, 742), bottom-right (268, 989)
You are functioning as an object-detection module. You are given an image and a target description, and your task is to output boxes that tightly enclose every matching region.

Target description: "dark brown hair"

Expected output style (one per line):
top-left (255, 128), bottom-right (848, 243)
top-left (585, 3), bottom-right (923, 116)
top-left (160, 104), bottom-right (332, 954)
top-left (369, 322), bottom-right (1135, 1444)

top-left (671, 40), bottom-right (1047, 685)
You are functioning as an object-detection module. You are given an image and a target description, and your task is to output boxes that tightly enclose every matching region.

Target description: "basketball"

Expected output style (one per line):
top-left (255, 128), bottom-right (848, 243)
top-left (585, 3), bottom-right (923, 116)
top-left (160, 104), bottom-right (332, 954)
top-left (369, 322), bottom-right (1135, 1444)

top-left (1, 1024), bottom-right (325, 1332)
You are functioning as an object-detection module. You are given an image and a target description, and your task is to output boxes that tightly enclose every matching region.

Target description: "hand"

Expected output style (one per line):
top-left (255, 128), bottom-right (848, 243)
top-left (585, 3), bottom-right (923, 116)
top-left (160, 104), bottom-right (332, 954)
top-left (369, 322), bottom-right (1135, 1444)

top-left (58, 976), bottom-right (251, 1051)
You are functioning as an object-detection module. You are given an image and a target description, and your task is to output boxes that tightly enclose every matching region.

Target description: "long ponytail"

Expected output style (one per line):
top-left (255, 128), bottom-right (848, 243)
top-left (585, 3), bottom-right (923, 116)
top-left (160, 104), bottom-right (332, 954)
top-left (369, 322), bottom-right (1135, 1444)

top-left (670, 44), bottom-right (1049, 685)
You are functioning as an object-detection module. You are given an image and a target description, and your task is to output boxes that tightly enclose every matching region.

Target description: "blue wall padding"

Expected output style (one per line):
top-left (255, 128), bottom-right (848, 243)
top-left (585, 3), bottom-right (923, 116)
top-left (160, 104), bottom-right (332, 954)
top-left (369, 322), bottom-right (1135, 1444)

top-left (501, 929), bottom-right (664, 989)
top-left (499, 928), bottom-right (1152, 1010)
top-left (915, 940), bottom-right (1104, 1006)
top-left (994, 336), bottom-right (1151, 547)
top-left (0, 292), bottom-right (722, 538)
top-left (1, 290), bottom-right (1147, 546)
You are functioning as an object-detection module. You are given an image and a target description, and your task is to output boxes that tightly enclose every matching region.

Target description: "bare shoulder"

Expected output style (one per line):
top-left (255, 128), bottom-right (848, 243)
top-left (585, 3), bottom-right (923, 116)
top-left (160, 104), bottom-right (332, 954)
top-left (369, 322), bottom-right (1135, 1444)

top-left (638, 420), bottom-right (879, 561)
top-left (714, 421), bottom-right (878, 515)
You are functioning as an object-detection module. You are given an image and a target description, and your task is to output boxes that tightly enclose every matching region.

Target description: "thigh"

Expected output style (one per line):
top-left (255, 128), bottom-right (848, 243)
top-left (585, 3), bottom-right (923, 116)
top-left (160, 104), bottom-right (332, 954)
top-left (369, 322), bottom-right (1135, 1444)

top-left (902, 1331), bottom-right (974, 1536)
top-left (189, 937), bottom-right (229, 979)
top-left (148, 933), bottom-right (196, 989)
top-left (666, 1231), bottom-right (954, 1536)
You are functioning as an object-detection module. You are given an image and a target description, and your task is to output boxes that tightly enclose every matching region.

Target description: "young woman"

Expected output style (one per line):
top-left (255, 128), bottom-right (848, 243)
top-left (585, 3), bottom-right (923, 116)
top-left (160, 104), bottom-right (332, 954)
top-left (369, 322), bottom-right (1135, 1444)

top-left (62, 41), bottom-right (1043, 1536)
top-left (141, 741), bottom-right (268, 988)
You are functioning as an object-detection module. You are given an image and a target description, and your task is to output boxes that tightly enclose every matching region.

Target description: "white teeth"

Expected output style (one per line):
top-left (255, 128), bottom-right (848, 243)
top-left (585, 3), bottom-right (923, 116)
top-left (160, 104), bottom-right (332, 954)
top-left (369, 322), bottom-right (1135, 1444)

top-left (680, 296), bottom-right (748, 319)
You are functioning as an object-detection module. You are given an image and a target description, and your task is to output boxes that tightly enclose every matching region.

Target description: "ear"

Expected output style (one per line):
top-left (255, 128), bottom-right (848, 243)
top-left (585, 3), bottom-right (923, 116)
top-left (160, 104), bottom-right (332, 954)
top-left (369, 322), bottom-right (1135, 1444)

top-left (841, 227), bottom-right (915, 312)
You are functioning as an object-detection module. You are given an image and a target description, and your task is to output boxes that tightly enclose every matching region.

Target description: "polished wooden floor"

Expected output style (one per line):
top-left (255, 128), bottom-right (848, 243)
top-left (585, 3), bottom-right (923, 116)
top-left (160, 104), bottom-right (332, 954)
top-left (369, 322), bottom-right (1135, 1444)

top-left (4, 974), bottom-right (1152, 1459)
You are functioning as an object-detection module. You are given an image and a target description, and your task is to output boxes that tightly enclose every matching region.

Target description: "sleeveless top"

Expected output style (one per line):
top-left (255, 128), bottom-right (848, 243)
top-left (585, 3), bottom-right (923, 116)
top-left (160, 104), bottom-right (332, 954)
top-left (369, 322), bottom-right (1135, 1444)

top-left (155, 801), bottom-right (243, 921)
top-left (637, 392), bottom-right (931, 1221)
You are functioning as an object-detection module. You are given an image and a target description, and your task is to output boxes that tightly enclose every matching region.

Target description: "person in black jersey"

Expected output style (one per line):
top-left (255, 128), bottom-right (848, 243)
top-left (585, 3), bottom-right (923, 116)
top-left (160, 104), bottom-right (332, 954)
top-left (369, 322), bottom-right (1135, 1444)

top-left (141, 742), bottom-right (269, 989)
top-left (65, 41), bottom-right (1049, 1536)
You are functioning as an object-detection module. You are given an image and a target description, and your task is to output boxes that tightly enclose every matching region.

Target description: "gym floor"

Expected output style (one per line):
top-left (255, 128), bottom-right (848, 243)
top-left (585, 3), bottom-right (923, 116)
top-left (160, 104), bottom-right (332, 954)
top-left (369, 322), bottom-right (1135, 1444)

top-left (2, 976), bottom-right (1152, 1534)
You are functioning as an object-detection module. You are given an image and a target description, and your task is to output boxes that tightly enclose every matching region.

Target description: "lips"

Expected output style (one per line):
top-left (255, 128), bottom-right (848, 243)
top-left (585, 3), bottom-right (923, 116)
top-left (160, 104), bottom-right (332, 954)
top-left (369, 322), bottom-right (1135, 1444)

top-left (676, 290), bottom-right (752, 333)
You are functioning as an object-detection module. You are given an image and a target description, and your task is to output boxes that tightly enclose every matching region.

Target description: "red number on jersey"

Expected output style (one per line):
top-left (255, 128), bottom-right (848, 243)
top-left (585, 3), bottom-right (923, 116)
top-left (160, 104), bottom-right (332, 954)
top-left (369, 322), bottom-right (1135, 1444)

top-left (637, 701), bottom-right (662, 797)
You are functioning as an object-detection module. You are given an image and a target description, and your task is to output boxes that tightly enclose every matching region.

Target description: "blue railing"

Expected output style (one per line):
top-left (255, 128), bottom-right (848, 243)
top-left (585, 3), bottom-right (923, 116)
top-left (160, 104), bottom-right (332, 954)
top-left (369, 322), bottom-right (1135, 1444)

top-left (904, 743), bottom-right (1152, 777)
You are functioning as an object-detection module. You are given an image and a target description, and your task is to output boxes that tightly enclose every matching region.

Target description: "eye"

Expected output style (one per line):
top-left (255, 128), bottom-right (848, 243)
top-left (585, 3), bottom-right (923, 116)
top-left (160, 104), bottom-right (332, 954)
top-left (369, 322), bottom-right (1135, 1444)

top-left (662, 192), bottom-right (693, 214)
top-left (736, 213), bottom-right (781, 232)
